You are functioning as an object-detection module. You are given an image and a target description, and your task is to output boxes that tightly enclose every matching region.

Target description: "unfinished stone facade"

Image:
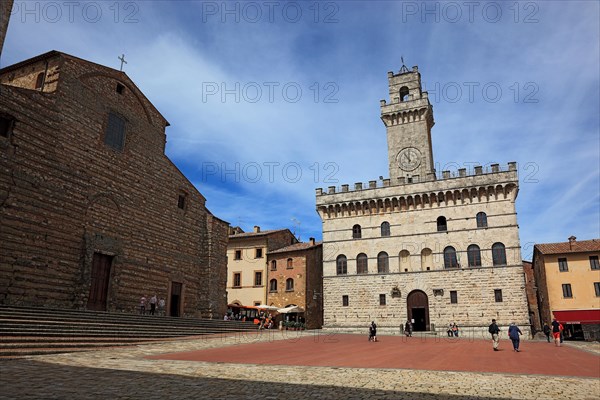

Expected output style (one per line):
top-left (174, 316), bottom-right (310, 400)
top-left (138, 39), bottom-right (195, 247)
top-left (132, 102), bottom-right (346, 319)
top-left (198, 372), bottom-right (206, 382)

top-left (316, 65), bottom-right (530, 338)
top-left (226, 227), bottom-right (297, 307)
top-left (267, 239), bottom-right (323, 329)
top-left (0, 0), bottom-right (13, 56)
top-left (0, 51), bottom-right (229, 318)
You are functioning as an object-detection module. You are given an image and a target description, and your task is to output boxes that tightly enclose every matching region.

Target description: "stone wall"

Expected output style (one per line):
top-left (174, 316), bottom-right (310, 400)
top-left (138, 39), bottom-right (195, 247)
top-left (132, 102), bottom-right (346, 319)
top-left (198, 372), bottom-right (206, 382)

top-left (266, 243), bottom-right (323, 329)
top-left (0, 52), bottom-right (226, 317)
top-left (323, 265), bottom-right (530, 338)
top-left (0, 0), bottom-right (13, 56)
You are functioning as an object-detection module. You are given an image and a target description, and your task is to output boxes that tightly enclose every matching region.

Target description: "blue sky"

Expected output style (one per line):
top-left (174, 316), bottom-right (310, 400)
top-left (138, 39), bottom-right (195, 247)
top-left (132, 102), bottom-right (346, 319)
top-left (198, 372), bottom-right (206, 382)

top-left (2, 1), bottom-right (599, 259)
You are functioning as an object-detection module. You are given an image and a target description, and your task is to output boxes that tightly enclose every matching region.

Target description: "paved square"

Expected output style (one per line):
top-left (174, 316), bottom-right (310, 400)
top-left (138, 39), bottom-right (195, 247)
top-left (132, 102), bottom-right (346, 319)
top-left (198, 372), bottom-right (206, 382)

top-left (1, 331), bottom-right (599, 400)
top-left (149, 333), bottom-right (600, 378)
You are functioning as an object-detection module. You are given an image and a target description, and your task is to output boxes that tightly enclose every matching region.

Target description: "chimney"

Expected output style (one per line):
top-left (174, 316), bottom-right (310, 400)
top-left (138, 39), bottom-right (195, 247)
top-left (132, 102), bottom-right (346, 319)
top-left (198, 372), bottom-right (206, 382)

top-left (254, 226), bottom-right (260, 233)
top-left (568, 236), bottom-right (576, 249)
top-left (309, 237), bottom-right (315, 246)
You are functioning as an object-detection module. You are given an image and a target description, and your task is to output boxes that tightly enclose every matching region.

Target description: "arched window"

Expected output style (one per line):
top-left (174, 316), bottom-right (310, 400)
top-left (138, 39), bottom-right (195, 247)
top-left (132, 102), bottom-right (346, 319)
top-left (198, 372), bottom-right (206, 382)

top-left (336, 255), bottom-right (348, 275)
top-left (269, 279), bottom-right (277, 292)
top-left (377, 251), bottom-right (389, 273)
top-left (270, 260), bottom-right (277, 271)
top-left (399, 250), bottom-right (410, 271)
top-left (352, 224), bottom-right (362, 239)
top-left (492, 242), bottom-right (507, 266)
top-left (381, 221), bottom-right (391, 237)
top-left (399, 86), bottom-right (410, 102)
top-left (443, 246), bottom-right (458, 269)
top-left (467, 244), bottom-right (481, 267)
top-left (476, 212), bottom-right (488, 228)
top-left (287, 258), bottom-right (293, 269)
top-left (286, 278), bottom-right (294, 291)
top-left (357, 253), bottom-right (368, 274)
top-left (35, 73), bottom-right (44, 90)
top-left (437, 216), bottom-right (447, 232)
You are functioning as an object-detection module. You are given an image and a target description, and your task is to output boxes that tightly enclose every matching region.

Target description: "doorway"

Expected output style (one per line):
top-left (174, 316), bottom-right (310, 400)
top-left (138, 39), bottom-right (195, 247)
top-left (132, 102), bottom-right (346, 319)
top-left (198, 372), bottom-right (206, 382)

top-left (87, 253), bottom-right (113, 311)
top-left (407, 290), bottom-right (430, 331)
top-left (170, 282), bottom-right (182, 317)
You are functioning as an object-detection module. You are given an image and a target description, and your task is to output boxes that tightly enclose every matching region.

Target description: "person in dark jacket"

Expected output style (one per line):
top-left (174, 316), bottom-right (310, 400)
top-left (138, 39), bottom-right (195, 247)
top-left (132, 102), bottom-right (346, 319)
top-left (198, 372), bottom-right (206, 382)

top-left (508, 322), bottom-right (523, 352)
top-left (542, 323), bottom-right (551, 343)
top-left (369, 321), bottom-right (378, 342)
top-left (489, 319), bottom-right (501, 351)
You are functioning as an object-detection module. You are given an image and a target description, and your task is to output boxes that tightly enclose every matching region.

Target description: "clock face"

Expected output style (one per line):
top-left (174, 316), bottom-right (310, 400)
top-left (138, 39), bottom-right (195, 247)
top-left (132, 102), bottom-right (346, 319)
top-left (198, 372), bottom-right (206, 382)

top-left (397, 147), bottom-right (421, 171)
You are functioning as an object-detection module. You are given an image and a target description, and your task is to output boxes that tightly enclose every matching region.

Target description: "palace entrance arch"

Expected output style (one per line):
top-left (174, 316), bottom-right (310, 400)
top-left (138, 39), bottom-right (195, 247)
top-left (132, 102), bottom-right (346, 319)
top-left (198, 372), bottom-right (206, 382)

top-left (407, 290), bottom-right (430, 331)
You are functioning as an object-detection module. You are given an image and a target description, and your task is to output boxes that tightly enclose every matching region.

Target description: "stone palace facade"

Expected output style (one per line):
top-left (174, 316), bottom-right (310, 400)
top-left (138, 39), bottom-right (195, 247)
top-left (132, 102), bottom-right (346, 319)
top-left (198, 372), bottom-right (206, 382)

top-left (316, 65), bottom-right (530, 338)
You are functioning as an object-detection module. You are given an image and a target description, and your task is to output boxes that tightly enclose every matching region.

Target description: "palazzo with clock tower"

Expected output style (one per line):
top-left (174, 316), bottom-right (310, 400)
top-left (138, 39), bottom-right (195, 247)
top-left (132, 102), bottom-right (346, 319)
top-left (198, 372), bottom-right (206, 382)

top-left (315, 64), bottom-right (531, 338)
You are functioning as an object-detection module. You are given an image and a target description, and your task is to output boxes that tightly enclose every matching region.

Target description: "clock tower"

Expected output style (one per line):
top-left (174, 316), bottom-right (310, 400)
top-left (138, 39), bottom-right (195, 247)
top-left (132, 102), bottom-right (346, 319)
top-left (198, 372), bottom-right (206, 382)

top-left (380, 65), bottom-right (435, 182)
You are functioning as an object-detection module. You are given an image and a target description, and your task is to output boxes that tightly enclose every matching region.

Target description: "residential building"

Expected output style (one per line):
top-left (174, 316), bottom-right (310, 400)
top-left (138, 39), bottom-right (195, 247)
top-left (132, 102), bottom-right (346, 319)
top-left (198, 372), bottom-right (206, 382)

top-left (267, 238), bottom-right (323, 329)
top-left (226, 226), bottom-right (297, 307)
top-left (533, 236), bottom-right (600, 340)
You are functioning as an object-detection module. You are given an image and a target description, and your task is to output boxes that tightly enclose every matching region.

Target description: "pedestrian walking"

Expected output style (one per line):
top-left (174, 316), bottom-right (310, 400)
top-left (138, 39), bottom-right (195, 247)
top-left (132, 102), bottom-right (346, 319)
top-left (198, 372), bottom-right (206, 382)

top-left (508, 322), bottom-right (522, 352)
top-left (158, 298), bottom-right (165, 315)
top-left (551, 318), bottom-right (563, 347)
top-left (139, 295), bottom-right (147, 315)
top-left (404, 320), bottom-right (413, 337)
top-left (542, 322), bottom-right (551, 343)
top-left (369, 321), bottom-right (378, 342)
top-left (149, 294), bottom-right (157, 315)
top-left (489, 318), bottom-right (501, 351)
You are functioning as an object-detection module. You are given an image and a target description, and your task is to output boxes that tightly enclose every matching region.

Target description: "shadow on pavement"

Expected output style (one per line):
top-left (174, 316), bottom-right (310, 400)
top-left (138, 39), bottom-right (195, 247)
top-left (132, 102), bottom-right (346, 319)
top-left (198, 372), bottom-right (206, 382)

top-left (0, 358), bottom-right (507, 400)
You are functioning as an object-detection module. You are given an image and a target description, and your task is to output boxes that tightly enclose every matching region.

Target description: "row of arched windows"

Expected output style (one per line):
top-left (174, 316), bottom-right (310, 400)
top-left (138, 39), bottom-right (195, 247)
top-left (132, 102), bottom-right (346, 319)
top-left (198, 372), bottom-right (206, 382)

top-left (335, 242), bottom-right (507, 275)
top-left (352, 212), bottom-right (489, 239)
top-left (269, 278), bottom-right (294, 292)
top-left (270, 258), bottom-right (294, 270)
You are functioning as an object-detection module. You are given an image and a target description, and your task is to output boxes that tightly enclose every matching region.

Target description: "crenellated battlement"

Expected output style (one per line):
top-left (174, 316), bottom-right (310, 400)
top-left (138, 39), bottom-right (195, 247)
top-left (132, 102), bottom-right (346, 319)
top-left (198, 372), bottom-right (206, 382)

top-left (316, 162), bottom-right (517, 198)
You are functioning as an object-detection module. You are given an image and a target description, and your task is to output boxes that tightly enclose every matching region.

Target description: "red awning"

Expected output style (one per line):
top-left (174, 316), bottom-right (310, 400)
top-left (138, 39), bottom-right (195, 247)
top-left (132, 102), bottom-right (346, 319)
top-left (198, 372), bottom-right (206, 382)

top-left (553, 310), bottom-right (600, 324)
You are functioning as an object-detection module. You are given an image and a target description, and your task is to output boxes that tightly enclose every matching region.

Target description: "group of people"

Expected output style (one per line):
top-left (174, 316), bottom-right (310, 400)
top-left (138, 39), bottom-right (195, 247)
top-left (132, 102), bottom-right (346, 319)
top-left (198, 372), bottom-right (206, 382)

top-left (489, 319), bottom-right (524, 352)
top-left (446, 323), bottom-right (460, 337)
top-left (139, 295), bottom-right (165, 315)
top-left (543, 318), bottom-right (565, 346)
top-left (223, 313), bottom-right (247, 321)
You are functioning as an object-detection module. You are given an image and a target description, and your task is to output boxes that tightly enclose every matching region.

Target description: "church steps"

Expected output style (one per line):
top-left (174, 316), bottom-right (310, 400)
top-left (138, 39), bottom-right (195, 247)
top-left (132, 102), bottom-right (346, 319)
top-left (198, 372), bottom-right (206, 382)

top-left (0, 305), bottom-right (257, 356)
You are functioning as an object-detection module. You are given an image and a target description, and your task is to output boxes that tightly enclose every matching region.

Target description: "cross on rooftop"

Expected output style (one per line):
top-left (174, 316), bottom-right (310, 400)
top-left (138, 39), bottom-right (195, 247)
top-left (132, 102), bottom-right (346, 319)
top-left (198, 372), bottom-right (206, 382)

top-left (118, 54), bottom-right (127, 71)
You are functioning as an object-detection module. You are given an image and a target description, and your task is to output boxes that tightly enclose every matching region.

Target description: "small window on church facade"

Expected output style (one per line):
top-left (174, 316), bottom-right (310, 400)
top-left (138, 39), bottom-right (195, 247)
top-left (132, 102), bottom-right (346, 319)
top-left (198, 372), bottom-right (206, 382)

top-left (342, 295), bottom-right (349, 306)
top-left (104, 112), bottom-right (126, 151)
top-left (0, 115), bottom-right (15, 138)
top-left (116, 83), bottom-right (125, 94)
top-left (379, 294), bottom-right (386, 305)
top-left (178, 194), bottom-right (186, 210)
top-left (35, 73), bottom-right (44, 90)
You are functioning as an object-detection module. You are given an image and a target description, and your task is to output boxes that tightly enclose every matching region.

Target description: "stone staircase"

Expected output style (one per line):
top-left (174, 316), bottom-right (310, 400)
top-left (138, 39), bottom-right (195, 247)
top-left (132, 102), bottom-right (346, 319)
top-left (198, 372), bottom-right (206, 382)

top-left (0, 305), bottom-right (257, 357)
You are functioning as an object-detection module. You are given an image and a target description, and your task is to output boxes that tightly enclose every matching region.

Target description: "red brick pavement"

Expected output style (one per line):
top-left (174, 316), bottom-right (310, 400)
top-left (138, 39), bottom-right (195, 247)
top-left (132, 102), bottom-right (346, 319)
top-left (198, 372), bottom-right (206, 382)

top-left (148, 334), bottom-right (600, 378)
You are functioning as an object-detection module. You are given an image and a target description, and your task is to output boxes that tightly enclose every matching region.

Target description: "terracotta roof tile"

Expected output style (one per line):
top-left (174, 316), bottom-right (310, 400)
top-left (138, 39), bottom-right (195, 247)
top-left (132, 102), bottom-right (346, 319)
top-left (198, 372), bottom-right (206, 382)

top-left (228, 229), bottom-right (289, 239)
top-left (535, 239), bottom-right (600, 255)
top-left (268, 241), bottom-right (322, 254)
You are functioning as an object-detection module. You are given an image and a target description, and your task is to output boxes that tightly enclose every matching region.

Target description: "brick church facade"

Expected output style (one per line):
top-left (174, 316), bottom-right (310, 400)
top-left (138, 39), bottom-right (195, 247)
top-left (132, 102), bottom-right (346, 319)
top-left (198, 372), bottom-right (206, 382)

top-left (0, 51), bottom-right (228, 318)
top-left (316, 65), bottom-right (530, 337)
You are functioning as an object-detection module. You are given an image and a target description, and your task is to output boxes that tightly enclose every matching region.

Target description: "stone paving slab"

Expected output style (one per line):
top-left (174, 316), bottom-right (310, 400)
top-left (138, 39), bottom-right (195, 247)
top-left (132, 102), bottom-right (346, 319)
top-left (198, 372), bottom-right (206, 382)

top-left (1, 331), bottom-right (599, 400)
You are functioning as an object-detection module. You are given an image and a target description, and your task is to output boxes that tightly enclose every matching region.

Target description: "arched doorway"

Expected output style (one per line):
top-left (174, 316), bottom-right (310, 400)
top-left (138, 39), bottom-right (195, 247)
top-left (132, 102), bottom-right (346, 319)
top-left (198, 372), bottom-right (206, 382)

top-left (407, 290), bottom-right (430, 331)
